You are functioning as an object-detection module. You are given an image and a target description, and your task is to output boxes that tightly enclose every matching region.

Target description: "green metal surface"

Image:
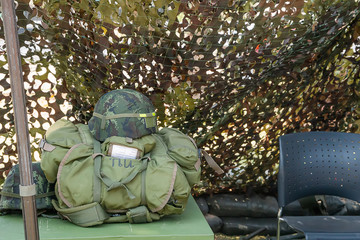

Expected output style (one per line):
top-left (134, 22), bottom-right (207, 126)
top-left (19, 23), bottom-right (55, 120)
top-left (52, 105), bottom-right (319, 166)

top-left (0, 196), bottom-right (213, 240)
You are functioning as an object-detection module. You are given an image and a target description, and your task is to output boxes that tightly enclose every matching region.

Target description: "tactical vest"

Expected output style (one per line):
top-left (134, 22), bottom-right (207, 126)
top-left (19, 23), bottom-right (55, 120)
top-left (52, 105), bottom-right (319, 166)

top-left (40, 119), bottom-right (222, 226)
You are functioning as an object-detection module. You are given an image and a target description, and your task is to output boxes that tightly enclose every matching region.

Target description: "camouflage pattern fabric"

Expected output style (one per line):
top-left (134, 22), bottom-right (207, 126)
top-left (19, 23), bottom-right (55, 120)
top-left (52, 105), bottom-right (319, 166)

top-left (89, 89), bottom-right (157, 141)
top-left (0, 162), bottom-right (55, 214)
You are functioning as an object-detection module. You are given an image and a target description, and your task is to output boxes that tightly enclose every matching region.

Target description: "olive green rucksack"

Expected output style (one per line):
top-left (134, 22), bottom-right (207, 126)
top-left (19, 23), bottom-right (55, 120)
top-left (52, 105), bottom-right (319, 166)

top-left (40, 119), bottom-right (223, 227)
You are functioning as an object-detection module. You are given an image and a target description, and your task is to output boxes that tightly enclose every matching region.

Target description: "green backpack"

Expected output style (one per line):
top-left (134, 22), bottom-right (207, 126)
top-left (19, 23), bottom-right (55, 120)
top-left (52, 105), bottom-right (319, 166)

top-left (40, 119), bottom-right (222, 227)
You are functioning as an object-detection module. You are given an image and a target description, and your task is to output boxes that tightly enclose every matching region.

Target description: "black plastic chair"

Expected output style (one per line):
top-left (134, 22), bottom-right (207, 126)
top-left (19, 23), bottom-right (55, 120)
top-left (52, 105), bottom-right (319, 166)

top-left (277, 131), bottom-right (360, 240)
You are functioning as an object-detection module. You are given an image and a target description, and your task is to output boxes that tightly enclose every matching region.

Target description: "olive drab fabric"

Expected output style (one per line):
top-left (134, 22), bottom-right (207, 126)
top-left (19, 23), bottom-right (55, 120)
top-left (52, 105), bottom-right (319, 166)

top-left (40, 119), bottom-right (207, 227)
top-left (0, 162), bottom-right (55, 214)
top-left (157, 128), bottom-right (201, 186)
top-left (39, 89), bottom-right (222, 227)
top-left (88, 89), bottom-right (157, 141)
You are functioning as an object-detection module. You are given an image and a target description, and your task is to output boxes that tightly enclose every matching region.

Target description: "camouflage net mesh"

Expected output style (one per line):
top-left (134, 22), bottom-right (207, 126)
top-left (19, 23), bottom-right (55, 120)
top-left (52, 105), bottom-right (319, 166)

top-left (1, 0), bottom-right (360, 194)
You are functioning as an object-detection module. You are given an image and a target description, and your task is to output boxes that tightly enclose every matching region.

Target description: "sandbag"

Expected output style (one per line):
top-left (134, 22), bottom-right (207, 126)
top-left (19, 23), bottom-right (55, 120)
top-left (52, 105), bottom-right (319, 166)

top-left (205, 213), bottom-right (222, 233)
top-left (195, 196), bottom-right (209, 215)
top-left (320, 195), bottom-right (360, 215)
top-left (283, 200), bottom-right (311, 216)
top-left (207, 194), bottom-right (278, 217)
top-left (344, 198), bottom-right (360, 215)
top-left (221, 217), bottom-right (295, 236)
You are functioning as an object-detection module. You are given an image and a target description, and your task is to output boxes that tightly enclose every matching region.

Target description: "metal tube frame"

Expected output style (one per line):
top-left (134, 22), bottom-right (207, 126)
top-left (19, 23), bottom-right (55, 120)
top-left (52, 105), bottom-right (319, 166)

top-left (1, 0), bottom-right (40, 239)
top-left (277, 207), bottom-right (283, 240)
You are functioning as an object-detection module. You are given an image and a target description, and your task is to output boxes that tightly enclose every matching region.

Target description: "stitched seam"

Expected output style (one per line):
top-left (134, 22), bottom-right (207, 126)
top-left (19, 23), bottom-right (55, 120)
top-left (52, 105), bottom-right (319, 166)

top-left (57, 143), bottom-right (84, 208)
top-left (151, 163), bottom-right (177, 212)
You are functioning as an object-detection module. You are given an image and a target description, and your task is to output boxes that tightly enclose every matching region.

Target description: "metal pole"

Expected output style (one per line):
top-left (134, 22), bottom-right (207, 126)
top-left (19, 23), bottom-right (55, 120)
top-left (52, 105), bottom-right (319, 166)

top-left (1, 0), bottom-right (40, 239)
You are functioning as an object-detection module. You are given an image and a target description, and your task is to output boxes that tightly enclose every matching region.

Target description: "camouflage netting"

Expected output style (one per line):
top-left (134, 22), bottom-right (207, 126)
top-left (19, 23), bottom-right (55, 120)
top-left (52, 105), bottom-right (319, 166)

top-left (1, 0), bottom-right (360, 194)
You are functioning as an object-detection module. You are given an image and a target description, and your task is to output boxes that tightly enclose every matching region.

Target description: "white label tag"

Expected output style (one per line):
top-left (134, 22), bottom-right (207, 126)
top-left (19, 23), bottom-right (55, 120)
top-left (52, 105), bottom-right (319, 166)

top-left (110, 144), bottom-right (139, 159)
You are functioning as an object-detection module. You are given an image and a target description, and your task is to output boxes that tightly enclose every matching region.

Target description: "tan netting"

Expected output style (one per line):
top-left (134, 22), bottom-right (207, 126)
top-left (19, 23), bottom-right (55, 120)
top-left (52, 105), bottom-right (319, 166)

top-left (1, 0), bottom-right (360, 193)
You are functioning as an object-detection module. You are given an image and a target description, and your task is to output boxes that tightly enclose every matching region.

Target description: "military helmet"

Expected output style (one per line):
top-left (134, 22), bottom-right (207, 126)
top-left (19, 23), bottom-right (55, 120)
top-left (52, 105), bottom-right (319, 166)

top-left (88, 89), bottom-right (157, 141)
top-left (0, 162), bottom-right (55, 213)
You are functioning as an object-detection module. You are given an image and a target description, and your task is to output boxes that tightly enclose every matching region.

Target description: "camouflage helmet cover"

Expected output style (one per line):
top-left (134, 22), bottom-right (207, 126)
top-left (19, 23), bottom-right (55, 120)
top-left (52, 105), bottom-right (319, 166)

top-left (88, 89), bottom-right (157, 141)
top-left (0, 162), bottom-right (55, 213)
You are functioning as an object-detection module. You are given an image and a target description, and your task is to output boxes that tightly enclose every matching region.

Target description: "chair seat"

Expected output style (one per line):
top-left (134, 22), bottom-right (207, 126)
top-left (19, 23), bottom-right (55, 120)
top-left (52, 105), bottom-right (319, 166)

top-left (281, 216), bottom-right (360, 239)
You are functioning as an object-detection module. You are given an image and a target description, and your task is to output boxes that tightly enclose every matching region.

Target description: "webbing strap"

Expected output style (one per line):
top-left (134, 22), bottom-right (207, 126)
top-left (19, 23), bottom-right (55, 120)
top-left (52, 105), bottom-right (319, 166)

top-left (140, 169), bottom-right (147, 206)
top-left (201, 149), bottom-right (224, 174)
top-left (104, 214), bottom-right (128, 223)
top-left (93, 140), bottom-right (102, 203)
top-left (194, 158), bottom-right (201, 171)
top-left (0, 191), bottom-right (55, 199)
top-left (39, 139), bottom-right (56, 152)
top-left (126, 206), bottom-right (152, 223)
top-left (19, 184), bottom-right (36, 197)
top-left (52, 200), bottom-right (109, 227)
top-left (102, 157), bottom-right (149, 197)
top-left (92, 147), bottom-right (149, 200)
top-left (140, 154), bottom-right (150, 206)
top-left (92, 112), bottom-right (156, 129)
top-left (104, 206), bottom-right (160, 224)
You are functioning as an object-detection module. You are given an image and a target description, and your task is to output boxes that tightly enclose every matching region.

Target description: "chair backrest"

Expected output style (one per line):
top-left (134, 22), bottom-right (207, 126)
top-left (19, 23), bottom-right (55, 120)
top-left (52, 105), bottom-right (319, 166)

top-left (278, 131), bottom-right (360, 208)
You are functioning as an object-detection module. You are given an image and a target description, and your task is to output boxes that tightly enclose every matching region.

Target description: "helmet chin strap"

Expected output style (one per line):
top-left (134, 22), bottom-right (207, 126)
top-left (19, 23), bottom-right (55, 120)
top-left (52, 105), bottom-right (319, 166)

top-left (92, 112), bottom-right (157, 130)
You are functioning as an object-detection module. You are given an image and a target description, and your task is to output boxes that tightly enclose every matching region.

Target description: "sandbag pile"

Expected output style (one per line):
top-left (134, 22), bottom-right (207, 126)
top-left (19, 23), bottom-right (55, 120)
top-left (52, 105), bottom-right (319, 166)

top-left (195, 194), bottom-right (294, 236)
top-left (195, 193), bottom-right (360, 236)
top-left (318, 195), bottom-right (360, 215)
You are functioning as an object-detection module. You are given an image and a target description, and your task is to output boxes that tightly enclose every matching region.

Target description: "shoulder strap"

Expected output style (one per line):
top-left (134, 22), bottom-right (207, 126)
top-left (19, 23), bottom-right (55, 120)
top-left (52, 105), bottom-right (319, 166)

top-left (39, 138), bottom-right (56, 152)
top-left (92, 112), bottom-right (157, 130)
top-left (93, 140), bottom-right (102, 203)
top-left (201, 149), bottom-right (224, 175)
top-left (0, 191), bottom-right (55, 199)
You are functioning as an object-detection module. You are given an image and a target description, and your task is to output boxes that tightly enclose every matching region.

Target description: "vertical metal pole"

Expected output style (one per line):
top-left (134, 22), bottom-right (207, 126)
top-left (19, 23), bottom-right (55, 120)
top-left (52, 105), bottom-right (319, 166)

top-left (1, 0), bottom-right (40, 239)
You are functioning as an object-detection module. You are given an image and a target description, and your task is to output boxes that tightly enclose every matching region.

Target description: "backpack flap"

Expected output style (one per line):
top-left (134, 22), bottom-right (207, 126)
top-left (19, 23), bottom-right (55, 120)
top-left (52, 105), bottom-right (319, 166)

top-left (146, 134), bottom-right (191, 216)
top-left (100, 135), bottom-right (156, 211)
top-left (157, 128), bottom-right (224, 187)
top-left (157, 128), bottom-right (202, 186)
top-left (55, 143), bottom-right (94, 209)
top-left (41, 119), bottom-right (91, 183)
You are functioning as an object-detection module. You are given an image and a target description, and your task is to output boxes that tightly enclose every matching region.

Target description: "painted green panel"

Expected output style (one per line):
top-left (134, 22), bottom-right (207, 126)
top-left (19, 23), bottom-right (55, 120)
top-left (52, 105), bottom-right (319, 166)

top-left (0, 196), bottom-right (213, 240)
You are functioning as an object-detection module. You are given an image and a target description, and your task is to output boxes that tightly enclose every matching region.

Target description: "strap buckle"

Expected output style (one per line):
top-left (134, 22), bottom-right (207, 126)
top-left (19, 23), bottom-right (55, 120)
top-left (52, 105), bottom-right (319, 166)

top-left (39, 139), bottom-right (56, 152)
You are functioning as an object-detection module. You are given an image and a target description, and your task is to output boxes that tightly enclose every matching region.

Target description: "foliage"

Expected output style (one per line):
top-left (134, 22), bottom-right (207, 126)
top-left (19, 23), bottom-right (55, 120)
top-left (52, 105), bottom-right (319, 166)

top-left (1, 0), bottom-right (360, 195)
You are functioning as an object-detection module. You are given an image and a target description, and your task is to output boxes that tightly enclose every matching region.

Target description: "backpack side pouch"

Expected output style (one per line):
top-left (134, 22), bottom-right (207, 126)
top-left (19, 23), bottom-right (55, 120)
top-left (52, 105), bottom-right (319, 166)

top-left (41, 119), bottom-right (89, 183)
top-left (157, 128), bottom-right (201, 186)
top-left (146, 134), bottom-right (191, 216)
